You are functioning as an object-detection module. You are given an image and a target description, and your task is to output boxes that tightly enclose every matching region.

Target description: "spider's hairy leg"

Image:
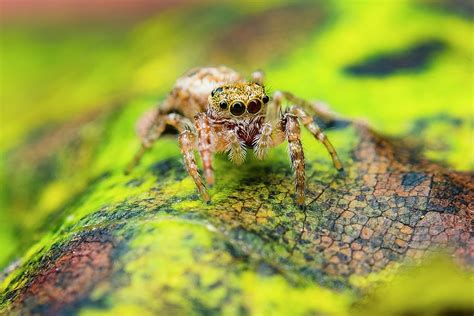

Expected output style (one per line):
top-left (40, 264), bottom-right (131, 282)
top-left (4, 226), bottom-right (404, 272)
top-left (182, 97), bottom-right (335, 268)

top-left (125, 111), bottom-right (192, 174)
top-left (279, 91), bottom-right (340, 123)
top-left (179, 130), bottom-right (210, 202)
top-left (195, 113), bottom-right (215, 186)
top-left (285, 113), bottom-right (306, 208)
top-left (289, 106), bottom-right (344, 171)
top-left (250, 69), bottom-right (265, 85)
top-left (225, 128), bottom-right (246, 164)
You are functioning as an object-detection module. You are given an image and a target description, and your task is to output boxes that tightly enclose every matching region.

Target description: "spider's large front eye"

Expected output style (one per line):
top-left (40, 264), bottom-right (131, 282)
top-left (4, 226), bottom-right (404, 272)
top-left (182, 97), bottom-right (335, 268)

top-left (247, 99), bottom-right (262, 114)
top-left (230, 101), bottom-right (245, 116)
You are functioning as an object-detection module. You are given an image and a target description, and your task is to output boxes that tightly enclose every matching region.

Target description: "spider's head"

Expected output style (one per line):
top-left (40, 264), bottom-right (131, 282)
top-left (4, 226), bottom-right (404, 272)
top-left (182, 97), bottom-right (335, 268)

top-left (208, 82), bottom-right (270, 119)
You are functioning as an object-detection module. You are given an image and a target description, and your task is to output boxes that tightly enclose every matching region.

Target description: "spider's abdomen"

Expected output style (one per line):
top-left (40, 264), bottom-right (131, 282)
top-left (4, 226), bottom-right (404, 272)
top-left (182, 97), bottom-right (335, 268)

top-left (165, 66), bottom-right (243, 119)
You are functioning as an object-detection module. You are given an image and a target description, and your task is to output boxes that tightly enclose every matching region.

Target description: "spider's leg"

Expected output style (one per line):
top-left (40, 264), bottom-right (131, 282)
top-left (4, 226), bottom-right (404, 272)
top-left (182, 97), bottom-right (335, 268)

top-left (164, 113), bottom-right (194, 132)
top-left (125, 111), bottom-right (192, 174)
top-left (285, 113), bottom-right (306, 207)
top-left (126, 145), bottom-right (149, 175)
top-left (126, 109), bottom-right (165, 174)
top-left (195, 113), bottom-right (215, 186)
top-left (179, 129), bottom-right (210, 202)
top-left (289, 106), bottom-right (343, 171)
top-left (279, 91), bottom-right (340, 123)
top-left (250, 69), bottom-right (265, 85)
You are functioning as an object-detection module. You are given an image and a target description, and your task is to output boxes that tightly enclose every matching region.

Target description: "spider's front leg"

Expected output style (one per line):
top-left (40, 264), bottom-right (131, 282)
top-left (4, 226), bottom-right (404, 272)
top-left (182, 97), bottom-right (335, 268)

top-left (195, 113), bottom-right (215, 186)
top-left (178, 129), bottom-right (210, 202)
top-left (279, 91), bottom-right (342, 124)
top-left (284, 113), bottom-right (306, 207)
top-left (289, 106), bottom-right (343, 171)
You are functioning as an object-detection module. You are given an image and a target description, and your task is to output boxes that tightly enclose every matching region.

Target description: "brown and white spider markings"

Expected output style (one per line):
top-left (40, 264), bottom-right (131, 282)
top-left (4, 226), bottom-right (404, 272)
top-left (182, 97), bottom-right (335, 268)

top-left (126, 66), bottom-right (343, 207)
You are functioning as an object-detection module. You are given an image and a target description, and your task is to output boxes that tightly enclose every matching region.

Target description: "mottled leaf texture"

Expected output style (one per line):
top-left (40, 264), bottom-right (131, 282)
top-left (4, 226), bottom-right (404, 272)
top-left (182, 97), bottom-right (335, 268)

top-left (1, 1), bottom-right (473, 315)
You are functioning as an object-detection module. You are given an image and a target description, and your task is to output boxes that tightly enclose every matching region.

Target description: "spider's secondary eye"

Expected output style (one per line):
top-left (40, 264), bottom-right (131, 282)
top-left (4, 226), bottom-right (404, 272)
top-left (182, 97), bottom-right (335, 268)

top-left (211, 87), bottom-right (223, 97)
top-left (247, 99), bottom-right (262, 114)
top-left (230, 101), bottom-right (245, 116)
top-left (262, 95), bottom-right (270, 104)
top-left (219, 100), bottom-right (228, 109)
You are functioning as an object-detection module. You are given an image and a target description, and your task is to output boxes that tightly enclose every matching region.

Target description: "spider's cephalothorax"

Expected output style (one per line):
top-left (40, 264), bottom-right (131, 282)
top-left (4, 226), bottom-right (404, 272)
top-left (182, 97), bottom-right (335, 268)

top-left (127, 66), bottom-right (343, 207)
top-left (207, 82), bottom-right (270, 150)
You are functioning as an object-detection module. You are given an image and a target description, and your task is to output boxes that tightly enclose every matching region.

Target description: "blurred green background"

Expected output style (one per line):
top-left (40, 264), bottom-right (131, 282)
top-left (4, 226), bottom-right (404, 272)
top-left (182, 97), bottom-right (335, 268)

top-left (0, 0), bottom-right (472, 314)
top-left (1, 0), bottom-right (472, 155)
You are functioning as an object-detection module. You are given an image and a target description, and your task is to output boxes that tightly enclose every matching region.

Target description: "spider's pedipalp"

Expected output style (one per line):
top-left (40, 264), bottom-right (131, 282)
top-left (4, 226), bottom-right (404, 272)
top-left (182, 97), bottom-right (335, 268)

top-left (225, 128), bottom-right (246, 164)
top-left (253, 122), bottom-right (273, 160)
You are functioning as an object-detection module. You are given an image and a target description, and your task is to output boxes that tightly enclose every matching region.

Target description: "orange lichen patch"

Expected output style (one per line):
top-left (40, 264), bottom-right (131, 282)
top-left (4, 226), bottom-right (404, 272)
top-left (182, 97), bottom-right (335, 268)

top-left (9, 233), bottom-right (114, 315)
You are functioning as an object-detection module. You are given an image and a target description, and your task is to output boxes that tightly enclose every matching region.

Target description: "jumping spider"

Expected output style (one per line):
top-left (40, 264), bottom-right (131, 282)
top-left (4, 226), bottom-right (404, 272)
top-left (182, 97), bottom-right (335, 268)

top-left (127, 66), bottom-right (343, 207)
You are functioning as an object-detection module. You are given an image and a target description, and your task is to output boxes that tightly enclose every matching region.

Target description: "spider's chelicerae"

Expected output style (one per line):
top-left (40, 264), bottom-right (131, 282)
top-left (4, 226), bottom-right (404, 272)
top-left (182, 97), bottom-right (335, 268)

top-left (127, 66), bottom-right (343, 207)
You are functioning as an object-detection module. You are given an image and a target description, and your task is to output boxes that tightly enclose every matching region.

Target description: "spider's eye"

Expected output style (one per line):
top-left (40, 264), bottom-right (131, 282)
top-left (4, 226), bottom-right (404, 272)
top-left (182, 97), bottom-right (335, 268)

top-left (262, 95), bottom-right (270, 104)
top-left (247, 99), bottom-right (262, 114)
top-left (219, 100), bottom-right (228, 110)
top-left (211, 87), bottom-right (223, 97)
top-left (230, 101), bottom-right (245, 116)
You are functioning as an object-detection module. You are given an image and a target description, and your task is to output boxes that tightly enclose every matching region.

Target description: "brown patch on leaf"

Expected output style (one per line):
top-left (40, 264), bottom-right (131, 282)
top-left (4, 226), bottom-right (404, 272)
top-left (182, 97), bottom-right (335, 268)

top-left (312, 124), bottom-right (473, 276)
top-left (8, 231), bottom-right (114, 315)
